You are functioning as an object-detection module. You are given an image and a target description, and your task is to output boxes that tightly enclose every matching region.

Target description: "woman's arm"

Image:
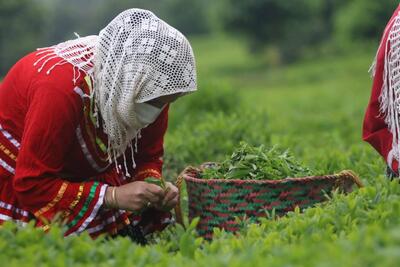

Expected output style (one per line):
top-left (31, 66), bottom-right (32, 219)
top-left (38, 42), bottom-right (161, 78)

top-left (13, 84), bottom-right (108, 235)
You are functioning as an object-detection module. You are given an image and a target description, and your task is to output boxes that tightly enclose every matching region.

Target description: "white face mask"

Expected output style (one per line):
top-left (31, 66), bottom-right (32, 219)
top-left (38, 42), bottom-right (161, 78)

top-left (134, 102), bottom-right (165, 129)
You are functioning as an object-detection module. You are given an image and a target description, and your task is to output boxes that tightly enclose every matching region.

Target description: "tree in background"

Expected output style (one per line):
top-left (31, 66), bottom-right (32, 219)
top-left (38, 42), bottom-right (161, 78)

top-left (158, 0), bottom-right (210, 35)
top-left (219, 0), bottom-right (398, 63)
top-left (335, 0), bottom-right (399, 45)
top-left (219, 0), bottom-right (331, 62)
top-left (0, 0), bottom-right (46, 75)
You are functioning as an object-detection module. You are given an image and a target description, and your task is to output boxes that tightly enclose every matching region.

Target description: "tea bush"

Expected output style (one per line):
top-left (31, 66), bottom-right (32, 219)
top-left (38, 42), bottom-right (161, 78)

top-left (167, 80), bottom-right (241, 130)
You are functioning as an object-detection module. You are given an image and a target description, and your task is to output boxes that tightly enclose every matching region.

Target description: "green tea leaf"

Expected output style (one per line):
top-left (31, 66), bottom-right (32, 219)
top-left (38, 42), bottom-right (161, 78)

top-left (145, 177), bottom-right (165, 190)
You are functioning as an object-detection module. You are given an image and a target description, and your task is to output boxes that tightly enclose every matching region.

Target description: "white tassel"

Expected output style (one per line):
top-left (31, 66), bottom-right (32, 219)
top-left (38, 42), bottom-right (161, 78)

top-left (35, 47), bottom-right (54, 54)
top-left (113, 149), bottom-right (120, 174)
top-left (36, 46), bottom-right (54, 51)
top-left (379, 37), bottom-right (391, 117)
top-left (34, 52), bottom-right (52, 67)
top-left (130, 142), bottom-right (136, 169)
top-left (74, 66), bottom-right (82, 84)
top-left (73, 66), bottom-right (77, 83)
top-left (46, 59), bottom-right (68, 75)
top-left (38, 55), bottom-right (59, 73)
top-left (122, 152), bottom-right (131, 178)
top-left (369, 59), bottom-right (377, 78)
top-left (135, 130), bottom-right (141, 153)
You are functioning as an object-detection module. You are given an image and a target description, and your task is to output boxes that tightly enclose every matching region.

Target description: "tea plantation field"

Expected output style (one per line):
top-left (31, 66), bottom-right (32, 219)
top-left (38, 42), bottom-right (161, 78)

top-left (2, 36), bottom-right (399, 267)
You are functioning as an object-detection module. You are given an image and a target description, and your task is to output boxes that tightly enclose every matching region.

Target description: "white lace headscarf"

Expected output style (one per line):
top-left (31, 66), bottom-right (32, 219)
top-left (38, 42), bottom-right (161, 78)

top-left (34, 9), bottom-right (197, 173)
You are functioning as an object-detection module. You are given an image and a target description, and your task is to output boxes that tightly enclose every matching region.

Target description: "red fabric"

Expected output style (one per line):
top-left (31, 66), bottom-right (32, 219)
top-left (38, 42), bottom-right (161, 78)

top-left (363, 5), bottom-right (400, 174)
top-left (0, 51), bottom-right (170, 236)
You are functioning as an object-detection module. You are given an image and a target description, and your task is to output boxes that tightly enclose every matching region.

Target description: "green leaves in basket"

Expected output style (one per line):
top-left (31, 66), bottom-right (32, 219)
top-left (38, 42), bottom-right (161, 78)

top-left (200, 142), bottom-right (314, 180)
top-left (225, 167), bottom-right (251, 179)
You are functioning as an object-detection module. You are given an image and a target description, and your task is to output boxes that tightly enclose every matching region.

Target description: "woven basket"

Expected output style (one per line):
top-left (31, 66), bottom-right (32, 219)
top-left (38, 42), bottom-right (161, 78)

top-left (174, 165), bottom-right (363, 240)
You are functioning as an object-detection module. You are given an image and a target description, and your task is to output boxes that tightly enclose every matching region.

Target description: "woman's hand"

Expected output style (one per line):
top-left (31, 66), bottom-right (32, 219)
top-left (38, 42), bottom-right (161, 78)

top-left (104, 181), bottom-right (165, 212)
top-left (157, 182), bottom-right (179, 211)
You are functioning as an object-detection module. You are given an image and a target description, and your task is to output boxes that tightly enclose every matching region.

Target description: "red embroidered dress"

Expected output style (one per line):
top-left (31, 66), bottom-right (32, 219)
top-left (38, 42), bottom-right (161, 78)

top-left (0, 51), bottom-right (169, 237)
top-left (363, 5), bottom-right (400, 174)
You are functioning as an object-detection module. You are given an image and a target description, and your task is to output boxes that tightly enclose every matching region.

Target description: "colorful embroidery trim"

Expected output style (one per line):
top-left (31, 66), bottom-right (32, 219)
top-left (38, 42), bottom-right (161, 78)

top-left (34, 182), bottom-right (68, 217)
top-left (76, 184), bottom-right (107, 233)
top-left (134, 169), bottom-right (161, 179)
top-left (69, 184), bottom-right (84, 211)
top-left (0, 123), bottom-right (20, 149)
top-left (0, 158), bottom-right (14, 174)
top-left (0, 143), bottom-right (17, 161)
top-left (67, 182), bottom-right (99, 229)
top-left (0, 200), bottom-right (29, 217)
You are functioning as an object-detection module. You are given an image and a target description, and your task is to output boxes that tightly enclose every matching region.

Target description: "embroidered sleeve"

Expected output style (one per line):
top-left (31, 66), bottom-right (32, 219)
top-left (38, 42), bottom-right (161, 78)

top-left (13, 84), bottom-right (107, 235)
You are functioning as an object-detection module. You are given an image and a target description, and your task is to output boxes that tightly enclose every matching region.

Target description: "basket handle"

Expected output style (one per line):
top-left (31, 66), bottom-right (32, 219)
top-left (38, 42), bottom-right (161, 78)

top-left (174, 166), bottom-right (197, 228)
top-left (336, 170), bottom-right (364, 188)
